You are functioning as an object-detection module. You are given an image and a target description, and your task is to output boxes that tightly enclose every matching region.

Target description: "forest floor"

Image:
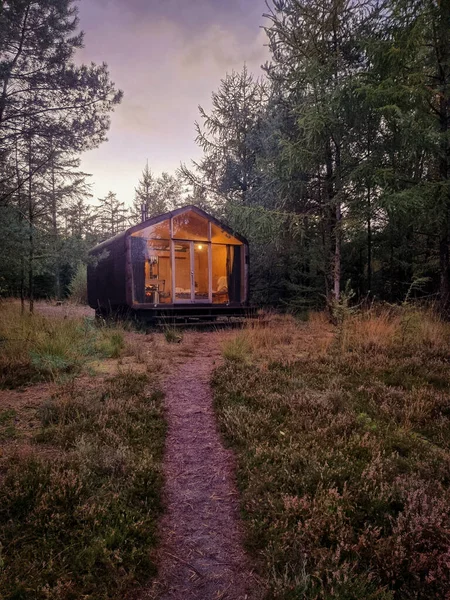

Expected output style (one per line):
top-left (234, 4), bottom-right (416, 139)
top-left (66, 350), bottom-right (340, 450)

top-left (2, 302), bottom-right (450, 600)
top-left (0, 301), bottom-right (261, 600)
top-left (0, 301), bottom-right (167, 599)
top-left (213, 309), bottom-right (450, 600)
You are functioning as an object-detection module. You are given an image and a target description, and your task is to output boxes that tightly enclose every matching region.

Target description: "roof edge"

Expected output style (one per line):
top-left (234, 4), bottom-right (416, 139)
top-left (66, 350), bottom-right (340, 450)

top-left (89, 205), bottom-right (248, 254)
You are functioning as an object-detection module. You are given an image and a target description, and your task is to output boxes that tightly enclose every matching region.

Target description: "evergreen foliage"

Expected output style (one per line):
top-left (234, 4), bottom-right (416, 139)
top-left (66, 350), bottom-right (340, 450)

top-left (1, 0), bottom-right (450, 314)
top-left (183, 0), bottom-right (450, 314)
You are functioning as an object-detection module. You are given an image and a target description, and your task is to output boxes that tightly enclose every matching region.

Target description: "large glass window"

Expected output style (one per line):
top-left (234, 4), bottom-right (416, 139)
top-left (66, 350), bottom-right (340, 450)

top-left (194, 243), bottom-right (209, 301)
top-left (212, 245), bottom-right (229, 304)
top-left (131, 238), bottom-right (172, 304)
top-left (132, 219), bottom-right (170, 240)
top-left (130, 210), bottom-right (244, 305)
top-left (174, 242), bottom-right (191, 301)
top-left (211, 222), bottom-right (241, 245)
top-left (172, 209), bottom-right (209, 241)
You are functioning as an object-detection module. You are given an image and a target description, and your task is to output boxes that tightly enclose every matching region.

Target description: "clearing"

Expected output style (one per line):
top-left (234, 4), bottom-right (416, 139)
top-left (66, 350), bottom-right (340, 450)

top-left (2, 302), bottom-right (450, 600)
top-left (0, 302), bottom-right (261, 600)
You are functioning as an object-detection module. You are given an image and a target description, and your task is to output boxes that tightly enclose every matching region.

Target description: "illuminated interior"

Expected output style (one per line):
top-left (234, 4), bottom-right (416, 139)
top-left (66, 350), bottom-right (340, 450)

top-left (130, 209), bottom-right (245, 305)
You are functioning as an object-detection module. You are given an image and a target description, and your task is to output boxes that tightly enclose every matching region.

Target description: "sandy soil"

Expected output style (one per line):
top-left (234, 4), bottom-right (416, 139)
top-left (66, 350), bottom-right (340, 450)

top-left (143, 332), bottom-right (263, 600)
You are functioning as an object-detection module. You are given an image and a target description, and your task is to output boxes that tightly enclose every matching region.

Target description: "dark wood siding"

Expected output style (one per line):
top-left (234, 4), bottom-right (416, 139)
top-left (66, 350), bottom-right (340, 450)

top-left (87, 235), bottom-right (127, 310)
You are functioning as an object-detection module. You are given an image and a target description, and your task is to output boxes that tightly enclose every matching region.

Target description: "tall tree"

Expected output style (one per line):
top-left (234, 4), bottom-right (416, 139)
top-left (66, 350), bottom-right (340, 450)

top-left (132, 163), bottom-right (185, 222)
top-left (182, 66), bottom-right (268, 210)
top-left (96, 191), bottom-right (129, 238)
top-left (264, 0), bottom-right (379, 303)
top-left (0, 0), bottom-right (122, 310)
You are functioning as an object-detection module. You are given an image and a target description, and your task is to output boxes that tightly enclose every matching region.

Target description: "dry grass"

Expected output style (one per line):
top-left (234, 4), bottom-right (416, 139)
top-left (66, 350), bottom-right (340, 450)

top-left (0, 301), bottom-right (127, 388)
top-left (0, 370), bottom-right (166, 600)
top-left (213, 307), bottom-right (450, 599)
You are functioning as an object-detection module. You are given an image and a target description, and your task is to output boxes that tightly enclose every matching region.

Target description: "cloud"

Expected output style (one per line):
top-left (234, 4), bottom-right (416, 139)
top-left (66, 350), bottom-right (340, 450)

top-left (77, 0), bottom-right (271, 201)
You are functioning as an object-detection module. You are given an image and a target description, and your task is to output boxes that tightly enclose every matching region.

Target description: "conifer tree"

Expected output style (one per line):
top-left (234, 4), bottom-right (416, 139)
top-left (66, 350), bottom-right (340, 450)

top-left (182, 66), bottom-right (268, 209)
top-left (96, 192), bottom-right (129, 238)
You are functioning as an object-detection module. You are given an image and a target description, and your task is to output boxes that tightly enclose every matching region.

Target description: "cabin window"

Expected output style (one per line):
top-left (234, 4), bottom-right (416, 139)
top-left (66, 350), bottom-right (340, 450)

top-left (172, 209), bottom-right (209, 241)
top-left (211, 222), bottom-right (242, 245)
top-left (131, 218), bottom-right (170, 240)
top-left (131, 238), bottom-right (172, 304)
top-left (212, 244), bottom-right (229, 304)
top-left (130, 209), bottom-right (245, 305)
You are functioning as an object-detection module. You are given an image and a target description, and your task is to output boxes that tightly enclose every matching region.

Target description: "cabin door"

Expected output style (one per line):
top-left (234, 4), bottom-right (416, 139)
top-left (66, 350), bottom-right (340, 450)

top-left (173, 241), bottom-right (211, 303)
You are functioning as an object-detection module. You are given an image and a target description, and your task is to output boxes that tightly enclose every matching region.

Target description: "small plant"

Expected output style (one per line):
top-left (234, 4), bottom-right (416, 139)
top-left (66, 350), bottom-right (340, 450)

top-left (222, 334), bottom-right (252, 363)
top-left (164, 326), bottom-right (183, 343)
top-left (68, 263), bottom-right (88, 304)
top-left (0, 409), bottom-right (17, 440)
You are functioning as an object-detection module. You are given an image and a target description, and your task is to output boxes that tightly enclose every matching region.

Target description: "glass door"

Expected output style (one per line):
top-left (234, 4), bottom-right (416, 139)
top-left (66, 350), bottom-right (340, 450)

top-left (173, 241), bottom-right (212, 303)
top-left (193, 242), bottom-right (211, 302)
top-left (173, 241), bottom-right (192, 302)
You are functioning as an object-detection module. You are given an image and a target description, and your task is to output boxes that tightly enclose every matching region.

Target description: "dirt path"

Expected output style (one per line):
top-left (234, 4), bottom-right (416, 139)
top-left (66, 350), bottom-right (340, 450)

top-left (144, 333), bottom-right (262, 600)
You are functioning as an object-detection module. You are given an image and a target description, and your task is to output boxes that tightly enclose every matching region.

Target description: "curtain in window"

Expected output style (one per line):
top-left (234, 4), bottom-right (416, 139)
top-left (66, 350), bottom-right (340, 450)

top-left (226, 245), bottom-right (241, 302)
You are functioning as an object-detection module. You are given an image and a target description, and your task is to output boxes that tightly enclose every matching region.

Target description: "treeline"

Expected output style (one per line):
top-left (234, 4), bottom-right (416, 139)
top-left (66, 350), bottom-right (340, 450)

top-left (1, 0), bottom-right (450, 314)
top-left (184, 0), bottom-right (450, 313)
top-left (0, 0), bottom-right (121, 308)
top-left (0, 1), bottom-right (195, 307)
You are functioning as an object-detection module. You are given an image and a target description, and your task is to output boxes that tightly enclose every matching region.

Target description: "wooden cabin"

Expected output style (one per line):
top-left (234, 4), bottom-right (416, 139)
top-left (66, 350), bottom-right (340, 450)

top-left (87, 205), bottom-right (250, 323)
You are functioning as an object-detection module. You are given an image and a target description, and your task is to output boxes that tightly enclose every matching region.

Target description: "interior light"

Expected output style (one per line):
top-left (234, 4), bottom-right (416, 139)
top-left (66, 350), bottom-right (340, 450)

top-left (197, 244), bottom-right (203, 250)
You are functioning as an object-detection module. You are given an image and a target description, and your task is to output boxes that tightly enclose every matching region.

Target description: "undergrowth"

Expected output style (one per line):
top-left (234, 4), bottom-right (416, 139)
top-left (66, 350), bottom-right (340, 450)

top-left (214, 307), bottom-right (450, 599)
top-left (0, 371), bottom-right (166, 600)
top-left (0, 302), bottom-right (126, 388)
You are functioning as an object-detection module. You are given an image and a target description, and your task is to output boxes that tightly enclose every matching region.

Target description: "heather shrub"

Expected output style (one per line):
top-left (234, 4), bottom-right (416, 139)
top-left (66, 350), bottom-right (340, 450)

top-left (0, 372), bottom-right (165, 600)
top-left (212, 308), bottom-right (450, 599)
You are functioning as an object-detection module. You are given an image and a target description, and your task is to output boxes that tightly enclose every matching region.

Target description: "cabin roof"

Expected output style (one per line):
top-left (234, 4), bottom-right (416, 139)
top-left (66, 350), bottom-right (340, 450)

top-left (90, 205), bottom-right (248, 254)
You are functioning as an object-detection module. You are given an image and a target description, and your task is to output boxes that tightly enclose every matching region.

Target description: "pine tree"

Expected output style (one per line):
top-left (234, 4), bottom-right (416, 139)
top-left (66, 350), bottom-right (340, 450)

top-left (0, 0), bottom-right (122, 310)
top-left (182, 66), bottom-right (268, 210)
top-left (132, 163), bottom-right (185, 222)
top-left (96, 192), bottom-right (129, 238)
top-left (264, 0), bottom-right (379, 303)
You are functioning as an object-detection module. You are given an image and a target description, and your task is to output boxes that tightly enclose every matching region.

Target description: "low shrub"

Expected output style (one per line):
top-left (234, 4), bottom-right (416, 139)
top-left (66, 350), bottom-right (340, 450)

top-left (164, 326), bottom-right (183, 344)
top-left (213, 308), bottom-right (450, 599)
top-left (0, 371), bottom-right (166, 600)
top-left (68, 264), bottom-right (88, 304)
top-left (222, 333), bottom-right (252, 363)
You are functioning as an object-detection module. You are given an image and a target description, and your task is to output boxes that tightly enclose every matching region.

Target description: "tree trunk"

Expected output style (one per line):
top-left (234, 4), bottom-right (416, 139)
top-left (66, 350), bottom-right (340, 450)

top-left (334, 200), bottom-right (341, 301)
top-left (324, 139), bottom-right (336, 303)
top-left (28, 139), bottom-right (34, 314)
top-left (436, 0), bottom-right (450, 314)
top-left (367, 186), bottom-right (372, 293)
top-left (439, 223), bottom-right (450, 312)
top-left (20, 257), bottom-right (25, 315)
top-left (50, 150), bottom-right (61, 299)
top-left (333, 140), bottom-right (342, 302)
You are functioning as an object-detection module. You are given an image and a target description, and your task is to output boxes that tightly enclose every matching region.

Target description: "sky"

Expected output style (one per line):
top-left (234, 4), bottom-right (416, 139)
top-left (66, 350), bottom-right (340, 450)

top-left (77, 0), bottom-right (270, 205)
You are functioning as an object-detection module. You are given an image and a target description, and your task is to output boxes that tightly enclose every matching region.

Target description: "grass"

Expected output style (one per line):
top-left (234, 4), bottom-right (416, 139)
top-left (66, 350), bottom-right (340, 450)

top-left (0, 301), bottom-right (127, 388)
top-left (163, 325), bottom-right (183, 344)
top-left (0, 370), bottom-right (166, 600)
top-left (0, 409), bottom-right (17, 441)
top-left (213, 307), bottom-right (450, 599)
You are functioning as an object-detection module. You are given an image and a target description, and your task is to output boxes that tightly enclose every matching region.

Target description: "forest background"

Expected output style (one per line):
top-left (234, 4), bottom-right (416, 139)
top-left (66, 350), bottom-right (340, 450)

top-left (1, 0), bottom-right (450, 315)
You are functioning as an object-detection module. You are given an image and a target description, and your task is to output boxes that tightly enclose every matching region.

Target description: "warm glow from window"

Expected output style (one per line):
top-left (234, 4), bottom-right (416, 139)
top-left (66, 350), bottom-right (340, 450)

top-left (197, 244), bottom-right (203, 250)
